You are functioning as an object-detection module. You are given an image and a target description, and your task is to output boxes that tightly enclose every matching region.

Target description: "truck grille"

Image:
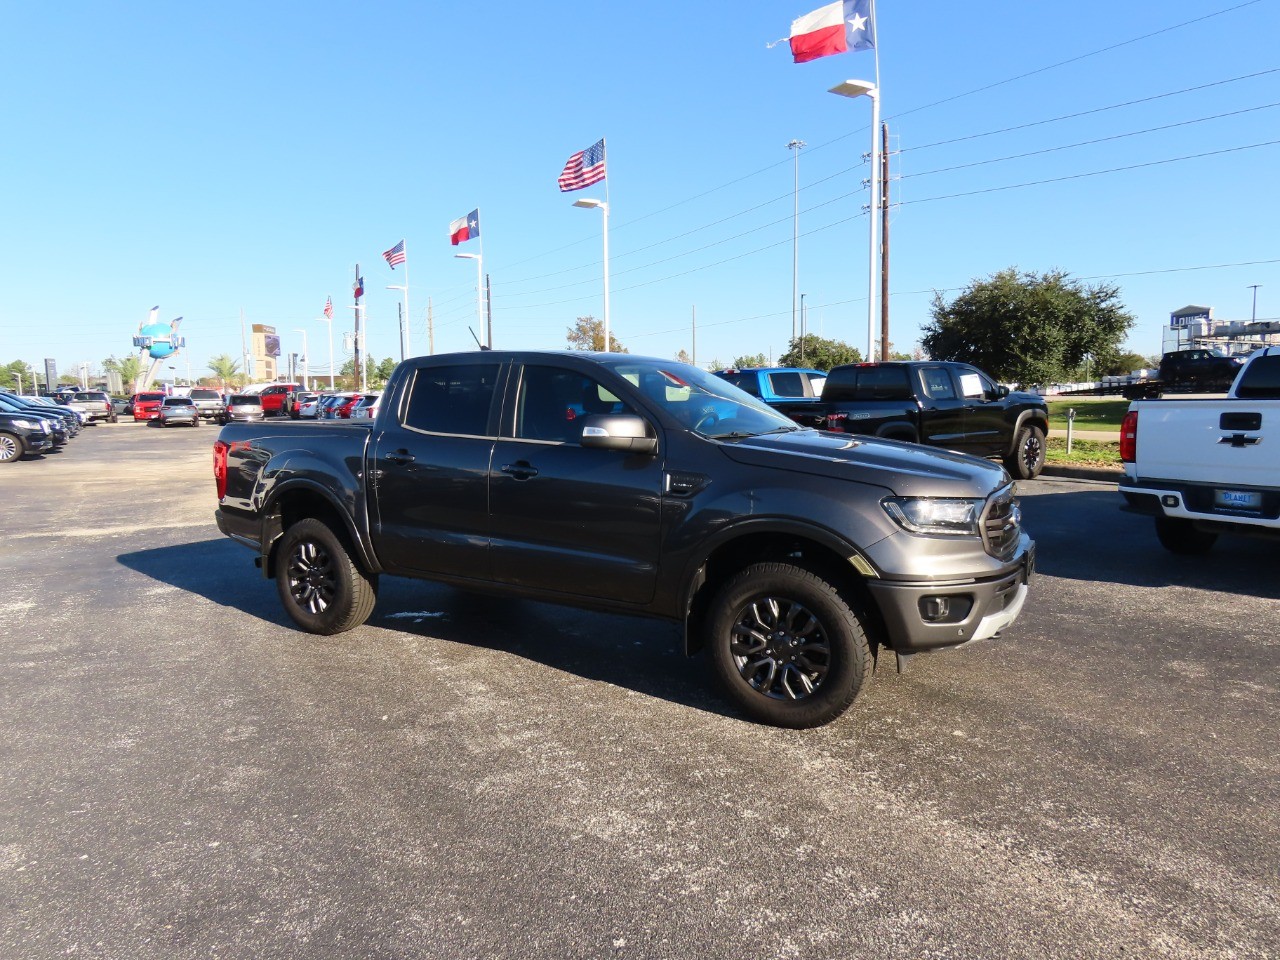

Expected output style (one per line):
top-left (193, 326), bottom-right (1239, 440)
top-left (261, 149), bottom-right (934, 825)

top-left (981, 484), bottom-right (1021, 561)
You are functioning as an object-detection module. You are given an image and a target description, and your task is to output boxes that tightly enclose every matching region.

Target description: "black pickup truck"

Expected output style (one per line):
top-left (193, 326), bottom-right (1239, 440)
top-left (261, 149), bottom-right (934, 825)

top-left (213, 351), bottom-right (1034, 728)
top-left (771, 361), bottom-right (1051, 480)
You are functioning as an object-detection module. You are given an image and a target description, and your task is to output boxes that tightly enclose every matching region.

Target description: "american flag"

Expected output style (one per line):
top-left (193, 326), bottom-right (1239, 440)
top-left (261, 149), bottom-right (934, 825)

top-left (558, 138), bottom-right (607, 192)
top-left (383, 239), bottom-right (406, 269)
top-left (323, 295), bottom-right (333, 319)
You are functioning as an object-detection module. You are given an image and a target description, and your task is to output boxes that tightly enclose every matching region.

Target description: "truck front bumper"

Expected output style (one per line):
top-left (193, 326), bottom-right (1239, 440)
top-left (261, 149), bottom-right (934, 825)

top-left (866, 542), bottom-right (1034, 654)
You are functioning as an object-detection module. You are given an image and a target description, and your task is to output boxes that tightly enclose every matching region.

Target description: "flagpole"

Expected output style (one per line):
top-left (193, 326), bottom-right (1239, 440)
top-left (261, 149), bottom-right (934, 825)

top-left (869, 0), bottom-right (882, 361)
top-left (402, 241), bottom-right (411, 360)
top-left (602, 139), bottom-right (611, 353)
top-left (477, 227), bottom-right (486, 348)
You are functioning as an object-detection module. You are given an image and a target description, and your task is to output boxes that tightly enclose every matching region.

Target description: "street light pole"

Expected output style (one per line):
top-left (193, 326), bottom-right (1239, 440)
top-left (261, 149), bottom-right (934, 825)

top-left (787, 139), bottom-right (805, 345)
top-left (293, 328), bottom-right (309, 389)
top-left (573, 198), bottom-right (611, 351)
top-left (386, 284), bottom-right (409, 360)
top-left (1248, 284), bottom-right (1262, 321)
top-left (829, 79), bottom-right (880, 362)
top-left (454, 253), bottom-right (484, 347)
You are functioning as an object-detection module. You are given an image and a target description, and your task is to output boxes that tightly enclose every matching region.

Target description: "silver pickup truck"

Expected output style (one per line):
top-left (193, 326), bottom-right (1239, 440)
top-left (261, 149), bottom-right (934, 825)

top-left (59, 390), bottom-right (116, 424)
top-left (1119, 345), bottom-right (1280, 553)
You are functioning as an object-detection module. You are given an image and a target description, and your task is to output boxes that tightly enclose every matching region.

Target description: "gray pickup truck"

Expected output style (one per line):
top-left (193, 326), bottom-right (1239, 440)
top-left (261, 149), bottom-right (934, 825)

top-left (214, 351), bottom-right (1035, 728)
top-left (59, 390), bottom-right (116, 424)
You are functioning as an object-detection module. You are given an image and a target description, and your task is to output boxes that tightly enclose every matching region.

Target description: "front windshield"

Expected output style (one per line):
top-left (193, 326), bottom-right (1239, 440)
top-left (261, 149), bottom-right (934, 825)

top-left (610, 359), bottom-right (802, 439)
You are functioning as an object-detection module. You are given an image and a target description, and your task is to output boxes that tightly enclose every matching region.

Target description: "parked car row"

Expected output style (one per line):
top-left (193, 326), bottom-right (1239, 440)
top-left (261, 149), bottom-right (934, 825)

top-left (0, 391), bottom-right (88, 465)
top-left (293, 391), bottom-right (383, 420)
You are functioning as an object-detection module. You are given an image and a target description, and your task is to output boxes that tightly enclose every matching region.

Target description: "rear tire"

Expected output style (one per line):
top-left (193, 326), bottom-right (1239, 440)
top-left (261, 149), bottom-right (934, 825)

top-left (1155, 516), bottom-right (1217, 555)
top-left (1005, 424), bottom-right (1046, 480)
top-left (275, 518), bottom-right (378, 635)
top-left (705, 562), bottom-right (871, 728)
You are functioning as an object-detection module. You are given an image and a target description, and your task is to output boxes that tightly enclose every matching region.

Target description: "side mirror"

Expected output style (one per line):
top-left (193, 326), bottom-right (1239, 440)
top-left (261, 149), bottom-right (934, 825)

top-left (580, 413), bottom-right (658, 455)
top-left (997, 384), bottom-right (1010, 398)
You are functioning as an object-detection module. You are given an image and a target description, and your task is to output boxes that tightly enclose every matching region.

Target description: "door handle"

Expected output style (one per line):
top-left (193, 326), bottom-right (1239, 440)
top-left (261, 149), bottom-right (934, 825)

top-left (501, 462), bottom-right (539, 480)
top-left (385, 450), bottom-right (415, 464)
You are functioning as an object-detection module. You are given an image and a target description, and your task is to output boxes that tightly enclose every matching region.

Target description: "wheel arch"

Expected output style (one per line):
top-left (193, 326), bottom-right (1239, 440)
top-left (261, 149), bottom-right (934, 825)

top-left (260, 480), bottom-right (379, 579)
top-left (681, 521), bottom-right (887, 658)
top-left (1006, 409), bottom-right (1049, 457)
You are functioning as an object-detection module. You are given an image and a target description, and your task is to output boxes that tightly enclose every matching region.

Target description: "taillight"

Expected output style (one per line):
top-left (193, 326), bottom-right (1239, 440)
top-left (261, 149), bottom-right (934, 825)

top-left (825, 411), bottom-right (847, 433)
top-left (214, 440), bottom-right (228, 500)
top-left (1120, 410), bottom-right (1138, 462)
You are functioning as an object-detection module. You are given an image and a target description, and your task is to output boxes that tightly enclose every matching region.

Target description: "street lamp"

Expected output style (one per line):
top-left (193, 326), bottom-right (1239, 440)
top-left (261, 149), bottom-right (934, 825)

top-left (573, 197), bottom-right (611, 352)
top-left (829, 78), bottom-right (880, 362)
top-left (454, 252), bottom-right (485, 348)
top-left (293, 328), bottom-right (309, 389)
top-left (386, 284), bottom-right (410, 360)
top-left (314, 316), bottom-right (335, 389)
top-left (787, 139), bottom-right (805, 344)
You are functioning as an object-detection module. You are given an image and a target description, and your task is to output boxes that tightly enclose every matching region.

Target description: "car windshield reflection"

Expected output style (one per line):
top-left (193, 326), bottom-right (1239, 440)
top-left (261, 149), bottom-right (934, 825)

top-left (608, 360), bottom-right (803, 439)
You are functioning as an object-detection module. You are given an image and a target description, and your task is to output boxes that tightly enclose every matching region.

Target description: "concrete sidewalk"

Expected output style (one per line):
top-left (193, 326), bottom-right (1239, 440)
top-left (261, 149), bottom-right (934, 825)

top-left (1048, 427), bottom-right (1118, 441)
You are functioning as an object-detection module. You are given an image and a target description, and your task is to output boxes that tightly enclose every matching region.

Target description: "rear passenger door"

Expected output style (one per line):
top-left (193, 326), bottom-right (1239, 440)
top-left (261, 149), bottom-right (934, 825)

top-left (487, 363), bottom-right (664, 605)
top-left (370, 361), bottom-right (505, 582)
top-left (915, 365), bottom-right (969, 449)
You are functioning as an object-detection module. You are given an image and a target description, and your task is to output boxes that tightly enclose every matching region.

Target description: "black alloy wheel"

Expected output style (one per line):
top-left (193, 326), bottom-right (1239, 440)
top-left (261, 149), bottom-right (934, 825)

top-left (275, 518), bottom-right (378, 635)
top-left (1006, 424), bottom-right (1046, 480)
top-left (706, 562), bottom-right (870, 728)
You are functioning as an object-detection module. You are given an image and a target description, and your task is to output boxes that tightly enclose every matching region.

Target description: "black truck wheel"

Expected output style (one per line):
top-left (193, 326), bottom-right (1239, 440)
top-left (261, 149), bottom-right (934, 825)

top-left (275, 518), bottom-right (378, 634)
top-left (0, 431), bottom-right (23, 464)
top-left (1005, 424), bottom-right (1046, 480)
top-left (1155, 516), bottom-right (1217, 555)
top-left (705, 562), bottom-right (871, 728)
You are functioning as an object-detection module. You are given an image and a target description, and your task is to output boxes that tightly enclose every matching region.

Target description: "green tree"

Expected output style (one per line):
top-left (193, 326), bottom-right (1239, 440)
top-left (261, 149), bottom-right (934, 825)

top-left (2, 360), bottom-right (36, 393)
top-left (923, 268), bottom-right (1135, 385)
top-left (674, 349), bottom-right (693, 365)
top-left (373, 357), bottom-right (398, 386)
top-left (779, 335), bottom-right (861, 371)
top-left (202, 354), bottom-right (240, 391)
top-left (1095, 351), bottom-right (1151, 377)
top-left (733, 352), bottom-right (771, 368)
top-left (104, 355), bottom-right (145, 393)
top-left (566, 316), bottom-right (627, 353)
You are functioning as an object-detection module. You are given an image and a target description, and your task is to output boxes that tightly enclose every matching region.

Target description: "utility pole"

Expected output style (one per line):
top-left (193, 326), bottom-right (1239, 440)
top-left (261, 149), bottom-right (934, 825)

top-left (240, 308), bottom-right (250, 383)
top-left (787, 139), bottom-right (805, 345)
top-left (692, 305), bottom-right (697, 367)
top-left (800, 293), bottom-right (807, 364)
top-left (1248, 284), bottom-right (1261, 321)
top-left (353, 263), bottom-right (365, 392)
top-left (880, 121), bottom-right (890, 361)
top-left (427, 298), bottom-right (435, 355)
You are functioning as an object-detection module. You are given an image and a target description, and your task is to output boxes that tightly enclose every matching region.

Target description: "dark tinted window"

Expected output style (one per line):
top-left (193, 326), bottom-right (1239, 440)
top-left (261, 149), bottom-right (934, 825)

top-left (822, 365), bottom-right (912, 402)
top-left (717, 371), bottom-right (759, 396)
top-left (766, 371), bottom-right (807, 398)
top-left (228, 395), bottom-right (261, 406)
top-left (165, 398), bottom-right (194, 406)
top-left (189, 390), bottom-right (221, 400)
top-left (404, 364), bottom-right (501, 436)
top-left (1234, 355), bottom-right (1280, 399)
top-left (920, 367), bottom-right (957, 399)
top-left (514, 366), bottom-right (632, 444)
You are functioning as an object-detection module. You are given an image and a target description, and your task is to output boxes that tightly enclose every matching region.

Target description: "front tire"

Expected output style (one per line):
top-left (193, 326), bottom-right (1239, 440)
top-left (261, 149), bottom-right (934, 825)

top-left (1155, 516), bottom-right (1217, 555)
top-left (1005, 424), bottom-right (1046, 480)
top-left (0, 431), bottom-right (23, 464)
top-left (705, 562), bottom-right (871, 728)
top-left (275, 518), bottom-right (378, 635)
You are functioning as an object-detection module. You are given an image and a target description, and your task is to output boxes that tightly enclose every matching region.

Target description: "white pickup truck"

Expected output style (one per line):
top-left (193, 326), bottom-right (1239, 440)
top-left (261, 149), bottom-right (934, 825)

top-left (1119, 346), bottom-right (1280, 553)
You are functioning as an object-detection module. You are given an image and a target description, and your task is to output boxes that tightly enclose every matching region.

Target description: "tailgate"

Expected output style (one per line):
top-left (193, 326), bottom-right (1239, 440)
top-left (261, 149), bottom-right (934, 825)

top-left (1135, 400), bottom-right (1280, 486)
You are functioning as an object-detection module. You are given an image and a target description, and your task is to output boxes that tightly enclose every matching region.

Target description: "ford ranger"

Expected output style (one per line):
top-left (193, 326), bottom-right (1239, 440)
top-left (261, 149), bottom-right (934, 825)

top-left (213, 352), bottom-right (1035, 728)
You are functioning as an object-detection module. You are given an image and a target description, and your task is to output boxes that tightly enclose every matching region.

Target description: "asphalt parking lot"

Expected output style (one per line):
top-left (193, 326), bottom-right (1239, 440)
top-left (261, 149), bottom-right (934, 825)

top-left (2, 423), bottom-right (1277, 960)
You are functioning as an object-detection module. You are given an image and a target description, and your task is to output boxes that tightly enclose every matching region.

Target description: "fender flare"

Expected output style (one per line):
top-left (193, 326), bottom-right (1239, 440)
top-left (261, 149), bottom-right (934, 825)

top-left (259, 476), bottom-right (382, 577)
top-left (1007, 409), bottom-right (1049, 457)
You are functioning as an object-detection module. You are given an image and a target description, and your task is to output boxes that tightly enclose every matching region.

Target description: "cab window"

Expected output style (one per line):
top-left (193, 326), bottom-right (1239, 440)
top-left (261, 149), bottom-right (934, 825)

top-left (403, 364), bottom-right (501, 436)
top-left (513, 366), bottom-right (634, 444)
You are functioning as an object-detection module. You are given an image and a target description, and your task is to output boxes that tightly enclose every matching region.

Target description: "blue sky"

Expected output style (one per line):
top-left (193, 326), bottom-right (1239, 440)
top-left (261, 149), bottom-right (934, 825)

top-left (1, 0), bottom-right (1277, 383)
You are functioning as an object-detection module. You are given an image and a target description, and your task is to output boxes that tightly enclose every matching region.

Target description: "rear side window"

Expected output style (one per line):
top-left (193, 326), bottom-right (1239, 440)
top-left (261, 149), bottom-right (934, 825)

top-left (717, 371), bottom-right (759, 396)
top-left (403, 364), bottom-right (501, 436)
top-left (823, 365), bottom-right (912, 402)
top-left (1234, 355), bottom-right (1280, 399)
top-left (919, 367), bottom-right (957, 400)
top-left (767, 371), bottom-right (807, 398)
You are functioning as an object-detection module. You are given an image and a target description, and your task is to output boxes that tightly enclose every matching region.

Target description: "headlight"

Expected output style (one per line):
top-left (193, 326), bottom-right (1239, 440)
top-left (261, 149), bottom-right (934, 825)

top-left (12, 418), bottom-right (38, 430)
top-left (883, 497), bottom-right (983, 536)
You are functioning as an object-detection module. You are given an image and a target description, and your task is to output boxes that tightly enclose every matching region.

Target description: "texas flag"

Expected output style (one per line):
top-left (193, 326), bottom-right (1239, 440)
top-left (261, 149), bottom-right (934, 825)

top-left (449, 209), bottom-right (480, 245)
top-left (789, 0), bottom-right (875, 64)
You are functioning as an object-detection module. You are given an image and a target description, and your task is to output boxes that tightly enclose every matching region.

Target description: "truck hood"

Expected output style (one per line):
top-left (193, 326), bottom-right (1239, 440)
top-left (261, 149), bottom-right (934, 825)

top-left (716, 428), bottom-right (1010, 498)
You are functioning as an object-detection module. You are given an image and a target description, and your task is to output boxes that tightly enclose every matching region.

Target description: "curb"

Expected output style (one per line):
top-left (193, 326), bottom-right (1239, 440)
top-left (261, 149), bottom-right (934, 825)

top-left (1039, 464), bottom-right (1123, 482)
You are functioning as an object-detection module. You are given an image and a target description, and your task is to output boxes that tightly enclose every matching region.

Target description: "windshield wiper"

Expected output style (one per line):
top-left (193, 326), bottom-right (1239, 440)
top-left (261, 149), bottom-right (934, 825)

top-left (706, 425), bottom-right (798, 440)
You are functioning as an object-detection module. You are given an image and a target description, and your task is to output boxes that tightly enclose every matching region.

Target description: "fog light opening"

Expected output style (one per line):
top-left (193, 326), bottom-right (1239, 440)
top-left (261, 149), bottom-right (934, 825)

top-left (921, 597), bottom-right (950, 623)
